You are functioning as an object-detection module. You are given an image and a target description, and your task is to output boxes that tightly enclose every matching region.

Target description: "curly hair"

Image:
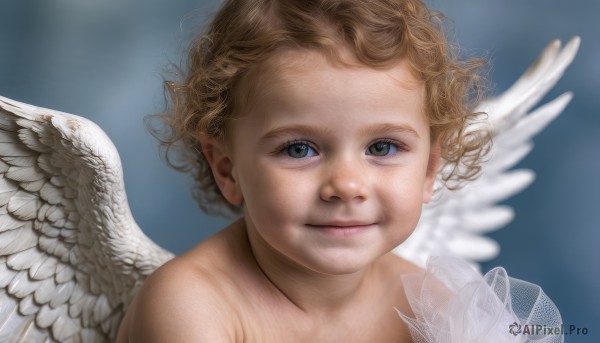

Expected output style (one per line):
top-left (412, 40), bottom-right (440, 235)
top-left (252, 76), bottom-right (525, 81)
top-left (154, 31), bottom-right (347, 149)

top-left (154, 0), bottom-right (490, 217)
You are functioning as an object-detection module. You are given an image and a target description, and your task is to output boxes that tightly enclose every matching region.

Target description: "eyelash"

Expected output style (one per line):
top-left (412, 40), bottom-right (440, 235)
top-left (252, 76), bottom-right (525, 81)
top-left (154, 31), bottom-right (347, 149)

top-left (279, 140), bottom-right (317, 158)
top-left (366, 139), bottom-right (411, 158)
top-left (277, 139), bottom-right (407, 158)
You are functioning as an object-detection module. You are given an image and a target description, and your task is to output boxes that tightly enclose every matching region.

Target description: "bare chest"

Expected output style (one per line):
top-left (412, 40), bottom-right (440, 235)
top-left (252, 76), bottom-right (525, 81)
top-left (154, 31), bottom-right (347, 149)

top-left (234, 291), bottom-right (413, 343)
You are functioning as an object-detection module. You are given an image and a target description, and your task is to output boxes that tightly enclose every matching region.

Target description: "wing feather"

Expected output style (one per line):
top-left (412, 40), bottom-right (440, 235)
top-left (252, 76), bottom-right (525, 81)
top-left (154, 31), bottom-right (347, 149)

top-left (8, 271), bottom-right (37, 298)
top-left (7, 248), bottom-right (44, 271)
top-left (0, 227), bottom-right (38, 255)
top-left (18, 294), bottom-right (38, 316)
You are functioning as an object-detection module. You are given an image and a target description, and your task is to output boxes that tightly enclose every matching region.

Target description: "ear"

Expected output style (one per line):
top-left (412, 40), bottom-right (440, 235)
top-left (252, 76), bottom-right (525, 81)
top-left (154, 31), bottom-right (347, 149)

top-left (423, 141), bottom-right (441, 204)
top-left (200, 136), bottom-right (243, 206)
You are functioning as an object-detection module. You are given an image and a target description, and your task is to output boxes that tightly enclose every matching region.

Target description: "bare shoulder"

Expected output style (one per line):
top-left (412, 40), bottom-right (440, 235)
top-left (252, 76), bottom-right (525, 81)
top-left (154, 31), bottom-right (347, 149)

top-left (120, 255), bottom-right (236, 342)
top-left (118, 223), bottom-right (253, 343)
top-left (376, 253), bottom-right (423, 314)
top-left (380, 252), bottom-right (423, 277)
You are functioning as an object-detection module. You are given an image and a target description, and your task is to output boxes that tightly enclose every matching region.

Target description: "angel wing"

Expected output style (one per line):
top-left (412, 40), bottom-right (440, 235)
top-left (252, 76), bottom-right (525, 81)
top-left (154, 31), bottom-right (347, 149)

top-left (394, 37), bottom-right (581, 268)
top-left (0, 97), bottom-right (174, 342)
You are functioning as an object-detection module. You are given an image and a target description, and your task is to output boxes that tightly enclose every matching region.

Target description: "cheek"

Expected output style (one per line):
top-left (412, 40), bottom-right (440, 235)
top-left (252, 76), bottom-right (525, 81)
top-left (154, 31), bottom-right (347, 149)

top-left (379, 167), bottom-right (427, 228)
top-left (238, 161), bottom-right (314, 227)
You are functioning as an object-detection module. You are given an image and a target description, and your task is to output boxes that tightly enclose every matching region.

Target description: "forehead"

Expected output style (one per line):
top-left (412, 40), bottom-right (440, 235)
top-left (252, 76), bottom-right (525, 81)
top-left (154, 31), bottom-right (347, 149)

top-left (228, 49), bottom-right (429, 142)
top-left (238, 49), bottom-right (426, 122)
top-left (253, 49), bottom-right (424, 102)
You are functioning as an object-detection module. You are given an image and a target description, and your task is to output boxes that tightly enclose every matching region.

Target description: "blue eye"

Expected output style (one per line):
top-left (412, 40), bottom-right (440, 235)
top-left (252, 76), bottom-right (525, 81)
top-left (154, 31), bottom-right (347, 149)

top-left (285, 142), bottom-right (316, 158)
top-left (367, 141), bottom-right (397, 156)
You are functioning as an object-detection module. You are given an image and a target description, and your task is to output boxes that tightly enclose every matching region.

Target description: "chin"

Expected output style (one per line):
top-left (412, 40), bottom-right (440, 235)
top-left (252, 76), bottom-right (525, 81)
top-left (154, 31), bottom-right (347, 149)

top-left (303, 251), bottom-right (382, 276)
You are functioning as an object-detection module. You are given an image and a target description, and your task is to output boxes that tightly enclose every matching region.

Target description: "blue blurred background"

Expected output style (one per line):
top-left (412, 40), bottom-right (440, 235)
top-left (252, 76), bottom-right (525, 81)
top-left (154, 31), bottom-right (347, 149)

top-left (0, 1), bottom-right (598, 341)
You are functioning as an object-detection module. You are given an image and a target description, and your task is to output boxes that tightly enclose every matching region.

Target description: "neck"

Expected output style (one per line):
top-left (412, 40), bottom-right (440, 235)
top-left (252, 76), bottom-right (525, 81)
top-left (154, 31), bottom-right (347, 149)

top-left (241, 219), bottom-right (377, 316)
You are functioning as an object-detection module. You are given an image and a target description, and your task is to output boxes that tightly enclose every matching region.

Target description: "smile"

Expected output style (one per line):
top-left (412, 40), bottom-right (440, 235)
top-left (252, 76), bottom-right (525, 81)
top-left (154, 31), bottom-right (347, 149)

top-left (305, 223), bottom-right (375, 237)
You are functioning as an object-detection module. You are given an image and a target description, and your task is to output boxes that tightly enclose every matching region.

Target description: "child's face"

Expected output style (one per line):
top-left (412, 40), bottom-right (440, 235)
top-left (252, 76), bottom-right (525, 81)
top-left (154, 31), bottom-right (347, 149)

top-left (206, 50), bottom-right (438, 275)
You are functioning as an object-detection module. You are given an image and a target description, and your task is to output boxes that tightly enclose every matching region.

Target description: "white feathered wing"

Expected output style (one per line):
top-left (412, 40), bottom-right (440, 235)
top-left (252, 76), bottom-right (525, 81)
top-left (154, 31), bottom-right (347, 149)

top-left (394, 37), bottom-right (580, 267)
top-left (0, 97), bottom-right (174, 342)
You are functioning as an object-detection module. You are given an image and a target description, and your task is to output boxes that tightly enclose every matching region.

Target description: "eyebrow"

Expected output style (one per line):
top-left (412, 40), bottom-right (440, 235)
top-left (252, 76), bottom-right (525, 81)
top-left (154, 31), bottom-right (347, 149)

top-left (260, 125), bottom-right (332, 142)
top-left (359, 123), bottom-right (420, 139)
top-left (260, 123), bottom-right (420, 142)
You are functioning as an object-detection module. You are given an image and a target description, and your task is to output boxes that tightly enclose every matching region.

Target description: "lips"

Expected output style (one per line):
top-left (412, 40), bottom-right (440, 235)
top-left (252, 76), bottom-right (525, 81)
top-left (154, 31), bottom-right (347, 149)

top-left (305, 222), bottom-right (375, 237)
top-left (307, 221), bottom-right (373, 227)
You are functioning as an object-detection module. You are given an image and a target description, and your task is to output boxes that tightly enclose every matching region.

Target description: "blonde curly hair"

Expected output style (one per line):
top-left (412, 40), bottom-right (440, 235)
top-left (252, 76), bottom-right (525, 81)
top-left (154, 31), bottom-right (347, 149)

top-left (155, 0), bottom-right (490, 217)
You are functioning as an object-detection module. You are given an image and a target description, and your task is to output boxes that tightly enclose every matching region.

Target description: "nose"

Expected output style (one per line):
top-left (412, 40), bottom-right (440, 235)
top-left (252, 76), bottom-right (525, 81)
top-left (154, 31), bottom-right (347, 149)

top-left (319, 157), bottom-right (369, 203)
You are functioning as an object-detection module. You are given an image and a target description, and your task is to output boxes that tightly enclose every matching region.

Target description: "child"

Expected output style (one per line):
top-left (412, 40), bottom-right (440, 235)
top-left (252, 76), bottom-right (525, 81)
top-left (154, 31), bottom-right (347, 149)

top-left (116, 0), bottom-right (548, 342)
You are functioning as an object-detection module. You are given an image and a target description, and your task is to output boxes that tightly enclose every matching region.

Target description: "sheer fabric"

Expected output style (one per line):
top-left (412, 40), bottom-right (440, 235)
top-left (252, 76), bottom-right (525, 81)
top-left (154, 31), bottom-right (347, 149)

top-left (397, 257), bottom-right (563, 343)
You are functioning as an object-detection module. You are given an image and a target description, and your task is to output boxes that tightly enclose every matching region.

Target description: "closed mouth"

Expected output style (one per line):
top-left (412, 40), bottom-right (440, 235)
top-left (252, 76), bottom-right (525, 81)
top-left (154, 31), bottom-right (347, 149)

top-left (306, 223), bottom-right (374, 228)
top-left (305, 223), bottom-right (375, 237)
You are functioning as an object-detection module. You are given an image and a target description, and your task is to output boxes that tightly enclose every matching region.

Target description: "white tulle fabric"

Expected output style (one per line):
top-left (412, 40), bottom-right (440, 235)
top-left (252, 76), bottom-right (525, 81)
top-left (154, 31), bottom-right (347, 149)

top-left (397, 257), bottom-right (563, 343)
